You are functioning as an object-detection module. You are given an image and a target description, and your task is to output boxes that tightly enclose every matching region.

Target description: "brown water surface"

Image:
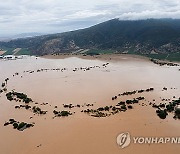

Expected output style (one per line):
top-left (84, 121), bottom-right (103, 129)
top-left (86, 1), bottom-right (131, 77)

top-left (0, 55), bottom-right (180, 154)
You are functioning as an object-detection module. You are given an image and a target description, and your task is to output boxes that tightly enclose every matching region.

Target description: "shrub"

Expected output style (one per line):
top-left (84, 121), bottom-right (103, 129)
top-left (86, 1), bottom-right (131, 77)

top-left (175, 108), bottom-right (180, 114)
top-left (26, 123), bottom-right (34, 128)
top-left (121, 105), bottom-right (127, 110)
top-left (6, 92), bottom-right (13, 101)
top-left (17, 122), bottom-right (26, 130)
top-left (118, 101), bottom-right (125, 105)
top-left (159, 104), bottom-right (165, 108)
top-left (1, 83), bottom-right (5, 87)
top-left (104, 106), bottom-right (110, 111)
top-left (166, 104), bottom-right (174, 112)
top-left (53, 110), bottom-right (58, 115)
top-left (97, 107), bottom-right (104, 111)
top-left (175, 108), bottom-right (180, 119)
top-left (4, 122), bottom-right (9, 126)
top-left (61, 111), bottom-right (71, 116)
top-left (157, 110), bottom-right (168, 119)
top-left (126, 100), bottom-right (132, 104)
top-left (132, 99), bottom-right (138, 103)
top-left (128, 105), bottom-right (133, 109)
top-left (23, 97), bottom-right (32, 103)
top-left (112, 106), bottom-right (117, 111)
top-left (13, 123), bottom-right (18, 129)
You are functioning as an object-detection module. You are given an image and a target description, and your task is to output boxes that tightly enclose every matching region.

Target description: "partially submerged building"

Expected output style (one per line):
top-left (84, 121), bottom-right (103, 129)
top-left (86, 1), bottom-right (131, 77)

top-left (4, 55), bottom-right (16, 60)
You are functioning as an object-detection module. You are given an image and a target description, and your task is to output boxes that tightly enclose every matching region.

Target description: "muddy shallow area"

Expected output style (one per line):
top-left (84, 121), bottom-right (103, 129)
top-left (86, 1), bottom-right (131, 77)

top-left (0, 55), bottom-right (180, 154)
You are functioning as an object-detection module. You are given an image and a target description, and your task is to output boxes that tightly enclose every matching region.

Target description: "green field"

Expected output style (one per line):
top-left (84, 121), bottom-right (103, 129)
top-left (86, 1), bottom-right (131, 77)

top-left (163, 53), bottom-right (180, 62)
top-left (2, 48), bottom-right (31, 56)
top-left (141, 53), bottom-right (180, 62)
top-left (15, 49), bottom-right (31, 55)
top-left (86, 49), bottom-right (115, 55)
top-left (85, 49), bottom-right (180, 62)
top-left (122, 48), bottom-right (180, 62)
top-left (2, 48), bottom-right (15, 55)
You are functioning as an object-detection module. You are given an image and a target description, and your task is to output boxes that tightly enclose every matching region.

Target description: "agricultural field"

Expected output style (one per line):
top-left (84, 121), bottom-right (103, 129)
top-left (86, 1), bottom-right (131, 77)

top-left (1, 48), bottom-right (31, 56)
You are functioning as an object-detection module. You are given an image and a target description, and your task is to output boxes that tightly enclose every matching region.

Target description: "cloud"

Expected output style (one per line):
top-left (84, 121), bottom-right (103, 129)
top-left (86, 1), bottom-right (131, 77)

top-left (65, 10), bottom-right (111, 19)
top-left (118, 10), bottom-right (180, 20)
top-left (0, 0), bottom-right (180, 36)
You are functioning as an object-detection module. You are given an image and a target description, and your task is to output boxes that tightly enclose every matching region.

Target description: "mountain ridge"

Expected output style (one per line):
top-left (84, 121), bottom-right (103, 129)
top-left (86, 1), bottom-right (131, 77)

top-left (0, 18), bottom-right (180, 55)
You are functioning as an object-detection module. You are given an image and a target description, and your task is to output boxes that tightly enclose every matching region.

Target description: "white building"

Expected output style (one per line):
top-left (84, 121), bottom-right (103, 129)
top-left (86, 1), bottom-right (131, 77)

top-left (4, 55), bottom-right (16, 60)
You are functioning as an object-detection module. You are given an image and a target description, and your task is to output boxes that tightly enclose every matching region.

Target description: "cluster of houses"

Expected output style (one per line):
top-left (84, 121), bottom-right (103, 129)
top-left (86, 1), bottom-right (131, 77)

top-left (0, 55), bottom-right (25, 60)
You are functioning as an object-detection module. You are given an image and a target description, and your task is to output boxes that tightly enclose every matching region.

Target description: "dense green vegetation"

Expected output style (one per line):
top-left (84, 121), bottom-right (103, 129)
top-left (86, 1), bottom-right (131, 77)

top-left (53, 110), bottom-right (72, 117)
top-left (4, 119), bottom-right (34, 131)
top-left (6, 91), bottom-right (33, 103)
top-left (156, 109), bottom-right (168, 119)
top-left (127, 52), bottom-right (180, 62)
top-left (32, 106), bottom-right (47, 115)
top-left (151, 98), bottom-right (180, 120)
top-left (146, 53), bottom-right (180, 62)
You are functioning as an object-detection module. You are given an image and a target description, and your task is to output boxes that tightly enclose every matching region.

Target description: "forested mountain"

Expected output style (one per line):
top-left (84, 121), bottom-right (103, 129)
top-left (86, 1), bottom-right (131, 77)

top-left (1, 18), bottom-right (180, 55)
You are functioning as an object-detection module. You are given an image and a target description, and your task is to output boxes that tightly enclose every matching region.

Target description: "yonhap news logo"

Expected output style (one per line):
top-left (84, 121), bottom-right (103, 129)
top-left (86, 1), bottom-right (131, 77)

top-left (117, 132), bottom-right (180, 149)
top-left (117, 132), bottom-right (131, 149)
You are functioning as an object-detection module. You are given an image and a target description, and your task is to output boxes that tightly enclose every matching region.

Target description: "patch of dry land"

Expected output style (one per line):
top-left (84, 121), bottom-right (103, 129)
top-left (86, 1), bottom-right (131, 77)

top-left (0, 54), bottom-right (180, 154)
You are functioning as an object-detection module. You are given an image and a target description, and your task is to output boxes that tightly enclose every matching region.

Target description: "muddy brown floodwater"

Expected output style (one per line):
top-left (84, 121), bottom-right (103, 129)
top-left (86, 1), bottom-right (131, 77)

top-left (0, 55), bottom-right (180, 154)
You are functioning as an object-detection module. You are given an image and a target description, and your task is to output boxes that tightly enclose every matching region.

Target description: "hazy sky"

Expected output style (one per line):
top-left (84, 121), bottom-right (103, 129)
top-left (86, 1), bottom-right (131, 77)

top-left (0, 0), bottom-right (180, 36)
